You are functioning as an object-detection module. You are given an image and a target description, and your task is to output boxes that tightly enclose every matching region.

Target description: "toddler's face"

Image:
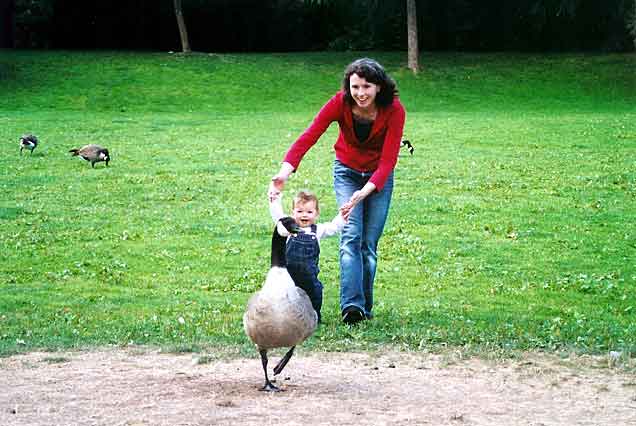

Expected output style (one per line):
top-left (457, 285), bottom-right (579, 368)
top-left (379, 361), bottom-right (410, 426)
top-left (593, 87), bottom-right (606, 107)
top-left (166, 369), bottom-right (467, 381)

top-left (292, 200), bottom-right (319, 227)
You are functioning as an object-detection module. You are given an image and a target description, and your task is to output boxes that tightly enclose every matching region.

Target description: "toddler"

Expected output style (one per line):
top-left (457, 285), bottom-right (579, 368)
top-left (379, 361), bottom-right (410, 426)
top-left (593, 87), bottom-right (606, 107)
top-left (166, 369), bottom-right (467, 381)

top-left (270, 189), bottom-right (345, 323)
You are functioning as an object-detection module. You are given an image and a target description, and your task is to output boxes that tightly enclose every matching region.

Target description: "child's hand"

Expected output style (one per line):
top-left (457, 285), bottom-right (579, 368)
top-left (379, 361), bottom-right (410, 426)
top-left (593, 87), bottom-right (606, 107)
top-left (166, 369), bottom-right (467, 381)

top-left (339, 205), bottom-right (351, 222)
top-left (268, 183), bottom-right (281, 202)
top-left (268, 163), bottom-right (294, 201)
top-left (340, 190), bottom-right (363, 221)
top-left (339, 210), bottom-right (349, 223)
top-left (268, 180), bottom-right (283, 202)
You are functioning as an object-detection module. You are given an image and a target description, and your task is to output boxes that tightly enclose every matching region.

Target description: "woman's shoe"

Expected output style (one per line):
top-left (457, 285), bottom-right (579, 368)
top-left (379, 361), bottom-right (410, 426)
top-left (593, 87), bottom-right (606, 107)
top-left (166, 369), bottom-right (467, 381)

top-left (342, 306), bottom-right (365, 325)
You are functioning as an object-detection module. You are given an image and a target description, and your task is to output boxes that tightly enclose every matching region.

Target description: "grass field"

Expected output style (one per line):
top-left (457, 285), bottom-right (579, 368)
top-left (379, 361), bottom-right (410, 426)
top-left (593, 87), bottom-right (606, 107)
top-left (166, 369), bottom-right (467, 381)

top-left (0, 50), bottom-right (635, 359)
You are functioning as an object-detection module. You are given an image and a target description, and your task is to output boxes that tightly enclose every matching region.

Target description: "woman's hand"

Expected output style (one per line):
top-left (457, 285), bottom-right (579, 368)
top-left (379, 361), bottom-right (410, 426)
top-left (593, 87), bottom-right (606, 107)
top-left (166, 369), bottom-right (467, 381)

top-left (268, 162), bottom-right (294, 202)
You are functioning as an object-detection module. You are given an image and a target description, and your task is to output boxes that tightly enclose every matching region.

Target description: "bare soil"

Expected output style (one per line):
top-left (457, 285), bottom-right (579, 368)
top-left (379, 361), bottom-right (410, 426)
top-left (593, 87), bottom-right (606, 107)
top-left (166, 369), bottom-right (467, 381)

top-left (1, 348), bottom-right (635, 426)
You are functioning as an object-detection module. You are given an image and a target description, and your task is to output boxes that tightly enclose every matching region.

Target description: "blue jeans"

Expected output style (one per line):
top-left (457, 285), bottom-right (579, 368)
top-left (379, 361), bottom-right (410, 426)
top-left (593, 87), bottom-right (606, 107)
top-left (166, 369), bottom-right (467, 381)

top-left (333, 160), bottom-right (394, 318)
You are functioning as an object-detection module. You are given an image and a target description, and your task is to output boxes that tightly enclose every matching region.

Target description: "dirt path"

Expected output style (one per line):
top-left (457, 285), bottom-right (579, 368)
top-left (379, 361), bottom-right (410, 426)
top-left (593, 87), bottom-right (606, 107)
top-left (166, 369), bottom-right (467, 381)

top-left (1, 348), bottom-right (635, 426)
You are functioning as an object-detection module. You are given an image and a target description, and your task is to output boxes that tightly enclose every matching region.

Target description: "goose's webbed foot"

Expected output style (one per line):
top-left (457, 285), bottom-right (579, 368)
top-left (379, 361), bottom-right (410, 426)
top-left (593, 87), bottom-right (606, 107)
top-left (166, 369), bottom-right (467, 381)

top-left (259, 349), bottom-right (283, 392)
top-left (260, 380), bottom-right (281, 392)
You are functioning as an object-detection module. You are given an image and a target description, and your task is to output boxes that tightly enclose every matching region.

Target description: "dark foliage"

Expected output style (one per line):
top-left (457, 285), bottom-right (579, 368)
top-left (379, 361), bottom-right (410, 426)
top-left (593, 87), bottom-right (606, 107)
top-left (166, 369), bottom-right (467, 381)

top-left (4, 0), bottom-right (635, 51)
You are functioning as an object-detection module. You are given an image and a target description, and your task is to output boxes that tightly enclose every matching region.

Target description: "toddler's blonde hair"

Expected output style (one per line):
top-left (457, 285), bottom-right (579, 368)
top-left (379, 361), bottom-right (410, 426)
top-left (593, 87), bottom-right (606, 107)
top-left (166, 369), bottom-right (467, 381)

top-left (292, 190), bottom-right (320, 213)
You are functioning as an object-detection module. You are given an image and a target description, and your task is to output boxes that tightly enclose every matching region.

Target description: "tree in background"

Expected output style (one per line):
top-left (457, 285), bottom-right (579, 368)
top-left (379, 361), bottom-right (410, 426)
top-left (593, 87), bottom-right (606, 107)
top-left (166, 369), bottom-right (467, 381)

top-left (3, 0), bottom-right (635, 52)
top-left (406, 0), bottom-right (419, 73)
top-left (173, 0), bottom-right (191, 53)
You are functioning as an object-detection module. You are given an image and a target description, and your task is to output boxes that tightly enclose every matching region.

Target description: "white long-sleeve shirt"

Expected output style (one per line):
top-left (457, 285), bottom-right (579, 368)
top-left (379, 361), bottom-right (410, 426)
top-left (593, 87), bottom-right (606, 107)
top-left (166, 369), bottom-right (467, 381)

top-left (269, 195), bottom-right (345, 241)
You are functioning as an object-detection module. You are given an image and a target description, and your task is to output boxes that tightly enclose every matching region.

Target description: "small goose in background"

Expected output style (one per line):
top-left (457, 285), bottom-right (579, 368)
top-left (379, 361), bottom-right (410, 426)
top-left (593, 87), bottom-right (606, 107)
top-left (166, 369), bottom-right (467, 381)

top-left (69, 144), bottom-right (110, 168)
top-left (19, 134), bottom-right (39, 155)
top-left (243, 217), bottom-right (318, 392)
top-left (401, 139), bottom-right (414, 155)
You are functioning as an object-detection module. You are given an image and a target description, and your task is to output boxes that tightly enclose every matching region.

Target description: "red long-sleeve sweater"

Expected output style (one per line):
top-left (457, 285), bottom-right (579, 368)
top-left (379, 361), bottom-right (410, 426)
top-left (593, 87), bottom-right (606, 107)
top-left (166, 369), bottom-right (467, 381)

top-left (283, 91), bottom-right (406, 191)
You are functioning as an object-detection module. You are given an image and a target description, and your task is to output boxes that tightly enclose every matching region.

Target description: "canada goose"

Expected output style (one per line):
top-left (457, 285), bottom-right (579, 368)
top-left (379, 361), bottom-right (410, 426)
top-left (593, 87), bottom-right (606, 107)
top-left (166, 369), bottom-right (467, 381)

top-left (243, 217), bottom-right (318, 392)
top-left (69, 144), bottom-right (110, 168)
top-left (401, 139), bottom-right (414, 155)
top-left (19, 134), bottom-right (39, 155)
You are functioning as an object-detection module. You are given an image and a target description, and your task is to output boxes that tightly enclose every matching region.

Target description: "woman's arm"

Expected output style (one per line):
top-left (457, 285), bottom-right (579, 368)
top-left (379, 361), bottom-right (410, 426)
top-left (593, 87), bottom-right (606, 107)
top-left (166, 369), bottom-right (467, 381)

top-left (283, 93), bottom-right (342, 170)
top-left (369, 99), bottom-right (406, 191)
top-left (268, 93), bottom-right (342, 199)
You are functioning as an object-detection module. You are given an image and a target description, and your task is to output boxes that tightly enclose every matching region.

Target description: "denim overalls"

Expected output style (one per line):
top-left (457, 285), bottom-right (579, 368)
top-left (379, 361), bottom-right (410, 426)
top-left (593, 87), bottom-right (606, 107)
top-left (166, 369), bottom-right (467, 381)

top-left (285, 224), bottom-right (323, 323)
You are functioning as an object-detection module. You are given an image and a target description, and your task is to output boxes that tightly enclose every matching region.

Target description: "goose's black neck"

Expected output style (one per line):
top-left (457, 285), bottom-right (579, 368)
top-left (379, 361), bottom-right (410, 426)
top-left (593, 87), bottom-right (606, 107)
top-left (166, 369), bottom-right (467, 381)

top-left (271, 227), bottom-right (287, 268)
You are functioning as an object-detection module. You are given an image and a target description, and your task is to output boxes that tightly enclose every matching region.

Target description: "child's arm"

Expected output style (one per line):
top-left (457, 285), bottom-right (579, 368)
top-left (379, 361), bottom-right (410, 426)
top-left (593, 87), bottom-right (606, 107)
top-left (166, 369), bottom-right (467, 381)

top-left (269, 192), bottom-right (291, 237)
top-left (316, 212), bottom-right (346, 240)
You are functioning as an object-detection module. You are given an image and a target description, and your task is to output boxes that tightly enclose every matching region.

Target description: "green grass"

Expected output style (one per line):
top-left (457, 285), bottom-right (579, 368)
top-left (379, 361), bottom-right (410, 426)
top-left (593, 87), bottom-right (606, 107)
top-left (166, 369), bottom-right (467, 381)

top-left (1, 50), bottom-right (635, 358)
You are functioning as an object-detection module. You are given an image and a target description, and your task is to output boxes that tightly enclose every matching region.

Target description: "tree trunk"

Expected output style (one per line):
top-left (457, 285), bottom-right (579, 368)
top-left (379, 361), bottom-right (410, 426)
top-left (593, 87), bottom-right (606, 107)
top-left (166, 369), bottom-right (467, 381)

top-left (174, 0), bottom-right (191, 53)
top-left (407, 0), bottom-right (419, 73)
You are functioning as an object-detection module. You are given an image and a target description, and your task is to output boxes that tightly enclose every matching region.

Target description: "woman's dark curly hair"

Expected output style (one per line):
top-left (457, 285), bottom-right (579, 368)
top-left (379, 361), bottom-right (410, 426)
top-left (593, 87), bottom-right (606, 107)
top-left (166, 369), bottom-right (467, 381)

top-left (342, 58), bottom-right (398, 108)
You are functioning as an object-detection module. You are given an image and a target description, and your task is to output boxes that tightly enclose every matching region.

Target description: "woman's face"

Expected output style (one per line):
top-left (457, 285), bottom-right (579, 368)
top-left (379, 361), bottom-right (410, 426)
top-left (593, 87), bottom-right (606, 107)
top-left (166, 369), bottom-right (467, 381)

top-left (349, 73), bottom-right (381, 110)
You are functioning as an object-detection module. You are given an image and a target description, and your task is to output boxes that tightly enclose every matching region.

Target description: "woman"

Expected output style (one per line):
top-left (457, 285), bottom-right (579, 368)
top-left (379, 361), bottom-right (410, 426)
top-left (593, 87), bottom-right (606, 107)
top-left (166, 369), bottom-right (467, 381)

top-left (268, 58), bottom-right (406, 325)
